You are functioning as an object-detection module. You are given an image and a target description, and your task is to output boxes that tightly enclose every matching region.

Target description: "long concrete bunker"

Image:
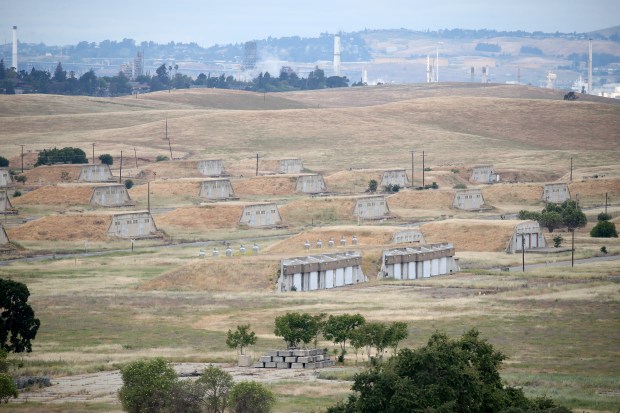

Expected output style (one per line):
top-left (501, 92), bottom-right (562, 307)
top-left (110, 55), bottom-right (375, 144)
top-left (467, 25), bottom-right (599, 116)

top-left (470, 165), bottom-right (500, 184)
top-left (197, 160), bottom-right (225, 177)
top-left (199, 179), bottom-right (236, 200)
top-left (107, 211), bottom-right (158, 238)
top-left (542, 183), bottom-right (570, 203)
top-left (452, 189), bottom-right (486, 210)
top-left (78, 164), bottom-right (115, 182)
top-left (239, 203), bottom-right (282, 227)
top-left (277, 159), bottom-right (303, 174)
top-left (354, 195), bottom-right (390, 219)
top-left (90, 184), bottom-right (133, 207)
top-left (295, 174), bottom-right (326, 194)
top-left (379, 243), bottom-right (460, 280)
top-left (380, 169), bottom-right (409, 188)
top-left (278, 251), bottom-right (366, 292)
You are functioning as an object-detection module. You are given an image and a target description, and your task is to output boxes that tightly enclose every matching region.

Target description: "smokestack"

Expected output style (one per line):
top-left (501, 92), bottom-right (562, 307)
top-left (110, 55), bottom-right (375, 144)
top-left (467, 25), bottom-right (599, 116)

top-left (588, 38), bottom-right (593, 94)
top-left (333, 34), bottom-right (341, 76)
top-left (12, 26), bottom-right (18, 71)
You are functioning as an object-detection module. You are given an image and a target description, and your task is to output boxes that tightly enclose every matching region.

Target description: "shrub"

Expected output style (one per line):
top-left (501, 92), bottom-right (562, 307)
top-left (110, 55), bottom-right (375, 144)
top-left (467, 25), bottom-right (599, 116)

top-left (384, 184), bottom-right (400, 193)
top-left (0, 373), bottom-right (18, 403)
top-left (228, 381), bottom-right (275, 413)
top-left (423, 167), bottom-right (432, 171)
top-left (450, 168), bottom-right (460, 174)
top-left (196, 365), bottom-right (234, 413)
top-left (35, 147), bottom-right (87, 166)
top-left (14, 175), bottom-right (26, 183)
top-left (600, 246), bottom-right (608, 254)
top-left (226, 325), bottom-right (257, 355)
top-left (553, 235), bottom-right (563, 248)
top-left (155, 155), bottom-right (169, 162)
top-left (367, 179), bottom-right (378, 193)
top-left (430, 182), bottom-right (438, 189)
top-left (590, 221), bottom-right (618, 238)
top-left (597, 212), bottom-right (612, 221)
top-left (453, 183), bottom-right (467, 189)
top-left (118, 358), bottom-right (178, 413)
top-left (0, 157), bottom-right (8, 167)
top-left (124, 179), bottom-right (134, 190)
top-left (12, 191), bottom-right (20, 197)
top-left (98, 154), bottom-right (113, 165)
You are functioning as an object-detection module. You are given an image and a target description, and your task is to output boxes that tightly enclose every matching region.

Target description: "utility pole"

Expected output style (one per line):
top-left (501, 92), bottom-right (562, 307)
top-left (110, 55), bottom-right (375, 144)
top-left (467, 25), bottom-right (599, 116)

top-left (605, 192), bottom-right (608, 215)
top-left (18, 144), bottom-right (24, 173)
top-left (134, 147), bottom-right (138, 169)
top-left (166, 119), bottom-right (173, 160)
top-left (410, 151), bottom-right (414, 188)
top-left (570, 157), bottom-right (573, 181)
top-left (256, 153), bottom-right (259, 176)
top-left (521, 235), bottom-right (525, 272)
top-left (91, 143), bottom-right (96, 164)
top-left (422, 151), bottom-right (426, 187)
top-left (147, 181), bottom-right (150, 212)
top-left (119, 151), bottom-right (123, 184)
top-left (571, 229), bottom-right (575, 267)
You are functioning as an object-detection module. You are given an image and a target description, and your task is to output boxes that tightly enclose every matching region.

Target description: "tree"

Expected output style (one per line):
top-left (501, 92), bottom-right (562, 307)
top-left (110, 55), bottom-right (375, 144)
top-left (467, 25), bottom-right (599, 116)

top-left (539, 211), bottom-right (563, 233)
top-left (53, 62), bottom-right (67, 82)
top-left (368, 180), bottom-right (378, 193)
top-left (560, 200), bottom-right (587, 231)
top-left (228, 381), bottom-right (275, 413)
top-left (0, 373), bottom-right (17, 404)
top-left (384, 321), bottom-right (408, 354)
top-left (597, 212), bottom-right (612, 222)
top-left (326, 329), bottom-right (570, 413)
top-left (590, 221), bottom-right (618, 238)
top-left (274, 312), bottom-right (318, 349)
top-left (118, 358), bottom-right (177, 413)
top-left (98, 154), bottom-right (113, 165)
top-left (323, 314), bottom-right (366, 359)
top-left (124, 179), bottom-right (134, 190)
top-left (35, 147), bottom-right (88, 166)
top-left (552, 235), bottom-right (563, 247)
top-left (196, 365), bottom-right (234, 413)
top-left (0, 279), bottom-right (40, 353)
top-left (0, 157), bottom-right (8, 167)
top-left (226, 324), bottom-right (257, 355)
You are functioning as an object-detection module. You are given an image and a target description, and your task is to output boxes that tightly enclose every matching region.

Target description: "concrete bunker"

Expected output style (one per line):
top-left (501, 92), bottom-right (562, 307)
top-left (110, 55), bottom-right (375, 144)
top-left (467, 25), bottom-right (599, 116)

top-left (279, 251), bottom-right (366, 292)
top-left (354, 195), bottom-right (390, 219)
top-left (107, 211), bottom-right (158, 238)
top-left (197, 160), bottom-right (225, 177)
top-left (295, 174), bottom-right (326, 194)
top-left (452, 189), bottom-right (485, 210)
top-left (470, 165), bottom-right (500, 184)
top-left (0, 191), bottom-right (16, 214)
top-left (380, 169), bottom-right (409, 188)
top-left (277, 159), bottom-right (303, 174)
top-left (0, 168), bottom-right (14, 187)
top-left (379, 243), bottom-right (459, 280)
top-left (90, 184), bottom-right (133, 207)
top-left (542, 183), bottom-right (570, 203)
top-left (239, 203), bottom-right (282, 228)
top-left (506, 221), bottom-right (547, 253)
top-left (392, 229), bottom-right (425, 244)
top-left (199, 179), bottom-right (236, 200)
top-left (78, 164), bottom-right (115, 182)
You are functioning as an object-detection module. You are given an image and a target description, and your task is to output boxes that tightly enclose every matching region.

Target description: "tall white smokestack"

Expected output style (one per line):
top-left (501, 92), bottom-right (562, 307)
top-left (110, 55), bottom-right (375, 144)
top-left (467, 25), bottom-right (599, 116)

top-left (333, 34), bottom-right (341, 76)
top-left (12, 26), bottom-right (18, 71)
top-left (588, 38), bottom-right (593, 94)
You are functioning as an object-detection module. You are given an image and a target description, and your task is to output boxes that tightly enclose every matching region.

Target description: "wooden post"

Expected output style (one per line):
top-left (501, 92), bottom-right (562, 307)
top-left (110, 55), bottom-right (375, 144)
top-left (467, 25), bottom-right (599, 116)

top-left (422, 151), bottom-right (426, 187)
top-left (571, 229), bottom-right (575, 267)
top-left (134, 147), bottom-right (138, 169)
top-left (570, 157), bottom-right (573, 181)
top-left (147, 181), bottom-right (150, 212)
top-left (410, 151), bottom-right (414, 188)
top-left (256, 154), bottom-right (259, 176)
top-left (119, 151), bottom-right (123, 184)
top-left (91, 143), bottom-right (95, 164)
top-left (522, 235), bottom-right (525, 272)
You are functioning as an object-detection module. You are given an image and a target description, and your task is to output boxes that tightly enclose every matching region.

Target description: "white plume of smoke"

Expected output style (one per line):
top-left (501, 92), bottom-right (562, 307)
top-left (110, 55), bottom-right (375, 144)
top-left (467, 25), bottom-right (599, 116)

top-left (238, 48), bottom-right (287, 81)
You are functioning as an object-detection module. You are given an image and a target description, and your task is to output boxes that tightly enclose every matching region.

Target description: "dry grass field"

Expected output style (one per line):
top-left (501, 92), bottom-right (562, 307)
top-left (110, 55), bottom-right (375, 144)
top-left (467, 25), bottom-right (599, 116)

top-left (1, 84), bottom-right (619, 412)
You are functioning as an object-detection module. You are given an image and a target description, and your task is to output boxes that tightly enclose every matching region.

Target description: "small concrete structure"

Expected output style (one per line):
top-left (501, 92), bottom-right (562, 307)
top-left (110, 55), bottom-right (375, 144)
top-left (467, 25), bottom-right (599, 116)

top-left (452, 189), bottom-right (485, 210)
top-left (90, 185), bottom-right (133, 207)
top-left (380, 169), bottom-right (409, 188)
top-left (277, 159), bottom-right (303, 174)
top-left (0, 191), bottom-right (16, 214)
top-left (197, 159), bottom-right (224, 176)
top-left (0, 168), bottom-right (14, 187)
top-left (379, 243), bottom-right (460, 280)
top-left (77, 164), bottom-right (115, 182)
top-left (107, 211), bottom-right (158, 238)
top-left (254, 348), bottom-right (335, 369)
top-left (542, 183), bottom-right (571, 204)
top-left (392, 229), bottom-right (425, 244)
top-left (506, 221), bottom-right (547, 253)
top-left (199, 179), bottom-right (236, 200)
top-left (295, 174), bottom-right (326, 194)
top-left (354, 196), bottom-right (390, 219)
top-left (278, 251), bottom-right (366, 292)
top-left (470, 165), bottom-right (500, 184)
top-left (239, 203), bottom-right (282, 228)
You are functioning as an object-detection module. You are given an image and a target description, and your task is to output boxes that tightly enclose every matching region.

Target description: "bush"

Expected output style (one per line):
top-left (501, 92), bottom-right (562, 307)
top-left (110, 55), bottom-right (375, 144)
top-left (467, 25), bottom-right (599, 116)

top-left (35, 147), bottom-right (88, 166)
top-left (430, 182), bottom-right (438, 189)
top-left (453, 183), bottom-right (467, 189)
top-left (228, 381), bottom-right (275, 413)
top-left (14, 175), bottom-right (26, 184)
top-left (553, 235), bottom-right (563, 248)
top-left (0, 157), bottom-right (8, 167)
top-left (423, 167), bottom-right (432, 171)
top-left (450, 168), bottom-right (460, 174)
top-left (118, 358), bottom-right (178, 413)
top-left (590, 221), bottom-right (618, 238)
top-left (197, 365), bottom-right (234, 413)
top-left (384, 184), bottom-right (400, 193)
top-left (597, 212), bottom-right (612, 221)
top-left (601, 246), bottom-right (608, 254)
top-left (0, 373), bottom-right (18, 403)
top-left (98, 154), bottom-right (113, 165)
top-left (124, 179), bottom-right (134, 190)
top-left (12, 191), bottom-right (20, 197)
top-left (155, 155), bottom-right (169, 162)
top-left (367, 179), bottom-right (378, 193)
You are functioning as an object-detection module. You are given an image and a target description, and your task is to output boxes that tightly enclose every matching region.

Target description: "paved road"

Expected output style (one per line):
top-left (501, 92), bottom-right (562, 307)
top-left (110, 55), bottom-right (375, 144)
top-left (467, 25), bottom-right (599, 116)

top-left (494, 254), bottom-right (620, 272)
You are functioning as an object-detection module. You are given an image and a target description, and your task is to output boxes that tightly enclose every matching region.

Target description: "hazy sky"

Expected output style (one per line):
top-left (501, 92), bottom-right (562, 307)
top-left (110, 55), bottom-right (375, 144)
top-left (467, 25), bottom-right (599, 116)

top-left (3, 0), bottom-right (620, 46)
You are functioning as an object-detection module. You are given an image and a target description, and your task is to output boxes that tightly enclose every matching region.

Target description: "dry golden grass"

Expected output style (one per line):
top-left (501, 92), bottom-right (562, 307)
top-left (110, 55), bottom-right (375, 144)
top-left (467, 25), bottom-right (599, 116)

top-left (420, 219), bottom-right (524, 252)
top-left (7, 215), bottom-right (111, 241)
top-left (568, 178), bottom-right (620, 204)
top-left (388, 189), bottom-right (455, 209)
top-left (324, 170), bottom-right (383, 193)
top-left (482, 183), bottom-right (543, 206)
top-left (22, 165), bottom-right (85, 185)
top-left (12, 185), bottom-right (95, 206)
top-left (232, 176), bottom-right (297, 196)
top-left (279, 197), bottom-right (357, 226)
top-left (156, 205), bottom-right (244, 230)
top-left (128, 180), bottom-right (201, 201)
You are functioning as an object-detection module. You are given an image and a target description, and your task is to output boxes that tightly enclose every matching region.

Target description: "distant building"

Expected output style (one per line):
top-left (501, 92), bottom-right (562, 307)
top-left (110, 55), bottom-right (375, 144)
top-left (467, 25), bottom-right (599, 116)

top-left (452, 189), bottom-right (485, 210)
top-left (239, 203), bottom-right (282, 228)
top-left (354, 196), bottom-right (390, 219)
top-left (243, 41), bottom-right (257, 70)
top-left (542, 183), bottom-right (570, 204)
top-left (380, 170), bottom-right (409, 188)
top-left (133, 51), bottom-right (144, 79)
top-left (470, 165), bottom-right (500, 184)
top-left (379, 243), bottom-right (460, 280)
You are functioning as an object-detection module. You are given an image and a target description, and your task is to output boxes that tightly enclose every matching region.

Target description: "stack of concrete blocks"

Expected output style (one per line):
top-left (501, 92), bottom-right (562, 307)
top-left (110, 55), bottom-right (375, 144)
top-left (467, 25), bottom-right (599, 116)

top-left (199, 179), bottom-right (236, 200)
top-left (295, 174), bottom-right (326, 194)
top-left (379, 243), bottom-right (460, 280)
top-left (277, 159), bottom-right (303, 174)
top-left (354, 195), bottom-right (390, 219)
top-left (452, 189), bottom-right (485, 210)
top-left (541, 183), bottom-right (570, 204)
top-left (469, 165), bottom-right (500, 184)
top-left (0, 168), bottom-right (14, 188)
top-left (197, 160), bottom-right (225, 177)
top-left (78, 165), bottom-right (115, 182)
top-left (380, 170), bottom-right (409, 188)
top-left (254, 349), bottom-right (335, 369)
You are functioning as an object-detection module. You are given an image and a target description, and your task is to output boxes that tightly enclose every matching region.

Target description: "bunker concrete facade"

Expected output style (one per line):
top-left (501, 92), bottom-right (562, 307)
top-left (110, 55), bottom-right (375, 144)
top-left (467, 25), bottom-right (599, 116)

top-left (452, 189), bottom-right (485, 210)
top-left (379, 243), bottom-right (459, 280)
top-left (90, 185), bottom-right (133, 207)
top-left (470, 165), bottom-right (500, 184)
top-left (199, 179), bottom-right (236, 200)
top-left (197, 160), bottom-right (224, 177)
top-left (295, 174), bottom-right (326, 194)
top-left (239, 203), bottom-right (282, 227)
top-left (107, 211), bottom-right (158, 238)
top-left (354, 196), bottom-right (390, 219)
top-left (277, 159), bottom-right (303, 174)
top-left (279, 251), bottom-right (366, 292)
top-left (392, 229), bottom-right (425, 244)
top-left (78, 165), bottom-right (115, 182)
top-left (380, 170), bottom-right (409, 188)
top-left (506, 221), bottom-right (547, 253)
top-left (542, 183), bottom-right (571, 203)
top-left (0, 168), bottom-right (14, 187)
top-left (0, 191), bottom-right (14, 213)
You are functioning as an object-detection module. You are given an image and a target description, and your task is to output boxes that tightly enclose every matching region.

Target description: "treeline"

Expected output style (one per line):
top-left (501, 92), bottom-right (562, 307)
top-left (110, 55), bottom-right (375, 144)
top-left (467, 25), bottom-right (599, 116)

top-left (0, 59), bottom-right (351, 95)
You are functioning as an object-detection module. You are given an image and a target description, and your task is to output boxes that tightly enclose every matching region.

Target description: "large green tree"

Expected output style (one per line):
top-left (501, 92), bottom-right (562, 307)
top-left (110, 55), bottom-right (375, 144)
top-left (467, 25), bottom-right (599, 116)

top-left (274, 312), bottom-right (319, 349)
top-left (0, 279), bottom-right (40, 353)
top-left (226, 324), bottom-right (257, 355)
top-left (323, 314), bottom-right (365, 355)
top-left (196, 365), bottom-right (234, 413)
top-left (118, 358), bottom-right (178, 413)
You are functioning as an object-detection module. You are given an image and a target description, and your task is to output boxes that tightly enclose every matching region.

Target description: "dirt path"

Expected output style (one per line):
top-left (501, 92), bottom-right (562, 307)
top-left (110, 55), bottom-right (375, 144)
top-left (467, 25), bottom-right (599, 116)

top-left (497, 254), bottom-right (620, 272)
top-left (16, 362), bottom-right (339, 405)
